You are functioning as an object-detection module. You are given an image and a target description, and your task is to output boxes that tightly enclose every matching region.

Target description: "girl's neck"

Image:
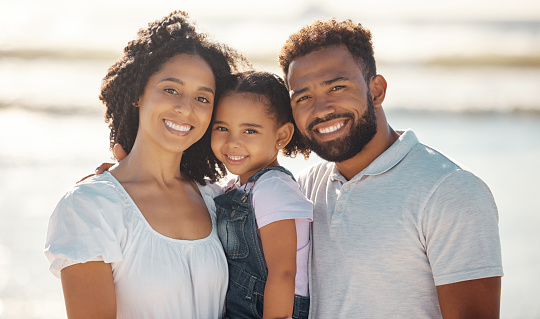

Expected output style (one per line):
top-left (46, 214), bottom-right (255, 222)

top-left (239, 157), bottom-right (280, 185)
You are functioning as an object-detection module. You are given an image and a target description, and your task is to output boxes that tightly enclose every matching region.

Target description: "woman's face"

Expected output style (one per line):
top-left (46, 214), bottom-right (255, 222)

top-left (136, 54), bottom-right (216, 154)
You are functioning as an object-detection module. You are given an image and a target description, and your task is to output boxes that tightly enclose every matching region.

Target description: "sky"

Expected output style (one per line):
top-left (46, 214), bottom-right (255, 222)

top-left (1, 0), bottom-right (539, 54)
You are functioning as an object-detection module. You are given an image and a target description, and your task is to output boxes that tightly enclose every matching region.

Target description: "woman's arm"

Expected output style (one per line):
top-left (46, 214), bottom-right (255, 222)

top-left (60, 261), bottom-right (117, 319)
top-left (259, 219), bottom-right (297, 319)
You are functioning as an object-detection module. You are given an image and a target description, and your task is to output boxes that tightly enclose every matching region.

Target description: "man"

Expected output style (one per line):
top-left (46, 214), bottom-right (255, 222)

top-left (278, 20), bottom-right (503, 318)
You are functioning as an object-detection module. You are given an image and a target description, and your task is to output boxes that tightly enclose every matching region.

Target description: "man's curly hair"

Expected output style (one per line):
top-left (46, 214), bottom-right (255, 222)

top-left (100, 10), bottom-right (250, 185)
top-left (279, 19), bottom-right (376, 85)
top-left (217, 71), bottom-right (311, 159)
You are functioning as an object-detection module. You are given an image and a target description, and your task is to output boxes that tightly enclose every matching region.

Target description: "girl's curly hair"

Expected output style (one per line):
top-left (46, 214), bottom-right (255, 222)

top-left (100, 10), bottom-right (250, 184)
top-left (218, 71), bottom-right (310, 159)
top-left (279, 19), bottom-right (376, 85)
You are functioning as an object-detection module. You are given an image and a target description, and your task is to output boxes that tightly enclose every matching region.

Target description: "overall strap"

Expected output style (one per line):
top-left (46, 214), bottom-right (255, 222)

top-left (227, 166), bottom-right (296, 203)
top-left (247, 165), bottom-right (296, 183)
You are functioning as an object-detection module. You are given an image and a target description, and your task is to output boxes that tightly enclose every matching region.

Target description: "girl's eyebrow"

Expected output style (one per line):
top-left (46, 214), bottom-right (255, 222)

top-left (159, 77), bottom-right (215, 95)
top-left (240, 123), bottom-right (263, 128)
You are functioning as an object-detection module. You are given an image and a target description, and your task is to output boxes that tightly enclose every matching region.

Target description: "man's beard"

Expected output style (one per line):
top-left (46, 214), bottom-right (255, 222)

top-left (303, 94), bottom-right (377, 163)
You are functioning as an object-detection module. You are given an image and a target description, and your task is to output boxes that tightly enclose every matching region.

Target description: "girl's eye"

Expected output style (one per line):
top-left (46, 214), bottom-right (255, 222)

top-left (244, 129), bottom-right (257, 134)
top-left (164, 88), bottom-right (178, 95)
top-left (196, 96), bottom-right (210, 103)
top-left (215, 126), bottom-right (228, 132)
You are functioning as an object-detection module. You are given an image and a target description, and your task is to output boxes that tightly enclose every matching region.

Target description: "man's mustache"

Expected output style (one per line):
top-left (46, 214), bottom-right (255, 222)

top-left (307, 113), bottom-right (355, 132)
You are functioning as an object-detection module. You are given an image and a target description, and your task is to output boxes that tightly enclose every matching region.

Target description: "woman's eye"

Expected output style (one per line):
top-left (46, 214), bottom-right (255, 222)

top-left (164, 88), bottom-right (178, 95)
top-left (196, 96), bottom-right (210, 103)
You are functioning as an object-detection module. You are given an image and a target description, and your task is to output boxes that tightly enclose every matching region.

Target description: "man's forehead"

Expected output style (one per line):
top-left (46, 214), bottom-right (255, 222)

top-left (288, 60), bottom-right (360, 92)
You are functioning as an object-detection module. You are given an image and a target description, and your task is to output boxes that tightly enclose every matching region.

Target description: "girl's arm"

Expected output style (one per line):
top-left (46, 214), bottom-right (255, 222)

top-left (259, 219), bottom-right (297, 319)
top-left (60, 261), bottom-right (117, 319)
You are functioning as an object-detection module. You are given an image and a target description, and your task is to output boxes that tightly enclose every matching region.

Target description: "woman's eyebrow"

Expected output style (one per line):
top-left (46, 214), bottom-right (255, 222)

top-left (159, 77), bottom-right (215, 95)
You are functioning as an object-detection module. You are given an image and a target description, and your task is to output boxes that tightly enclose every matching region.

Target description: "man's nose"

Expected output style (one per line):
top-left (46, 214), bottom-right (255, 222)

top-left (312, 95), bottom-right (335, 119)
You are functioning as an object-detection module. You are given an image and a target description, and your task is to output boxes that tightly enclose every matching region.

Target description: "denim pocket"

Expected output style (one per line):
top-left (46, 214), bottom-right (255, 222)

top-left (217, 206), bottom-right (250, 259)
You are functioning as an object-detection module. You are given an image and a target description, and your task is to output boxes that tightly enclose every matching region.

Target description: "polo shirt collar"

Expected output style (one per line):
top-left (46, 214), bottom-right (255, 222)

top-left (330, 129), bottom-right (419, 183)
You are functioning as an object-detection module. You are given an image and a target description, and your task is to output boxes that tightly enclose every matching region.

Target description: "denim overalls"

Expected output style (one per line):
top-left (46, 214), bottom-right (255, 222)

top-left (215, 166), bottom-right (310, 319)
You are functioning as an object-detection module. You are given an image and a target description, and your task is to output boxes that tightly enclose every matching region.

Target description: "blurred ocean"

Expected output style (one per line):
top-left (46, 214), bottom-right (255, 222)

top-left (1, 1), bottom-right (540, 318)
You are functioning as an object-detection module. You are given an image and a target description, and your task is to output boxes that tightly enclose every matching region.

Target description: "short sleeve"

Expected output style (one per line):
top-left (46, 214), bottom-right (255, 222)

top-left (44, 184), bottom-right (125, 278)
top-left (252, 171), bottom-right (313, 228)
top-left (423, 170), bottom-right (503, 286)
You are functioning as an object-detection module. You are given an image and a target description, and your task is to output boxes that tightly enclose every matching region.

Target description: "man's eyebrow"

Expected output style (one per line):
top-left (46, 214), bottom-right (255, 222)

top-left (290, 87), bottom-right (309, 101)
top-left (290, 76), bottom-right (351, 100)
top-left (159, 77), bottom-right (215, 95)
top-left (322, 76), bottom-right (350, 86)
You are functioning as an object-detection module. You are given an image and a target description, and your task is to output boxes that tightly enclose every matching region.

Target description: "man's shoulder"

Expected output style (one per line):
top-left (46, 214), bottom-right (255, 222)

top-left (298, 160), bottom-right (334, 179)
top-left (297, 160), bottom-right (335, 191)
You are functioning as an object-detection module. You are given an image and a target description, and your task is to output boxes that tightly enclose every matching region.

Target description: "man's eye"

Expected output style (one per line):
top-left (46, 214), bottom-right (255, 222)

top-left (331, 85), bottom-right (344, 91)
top-left (297, 96), bottom-right (308, 103)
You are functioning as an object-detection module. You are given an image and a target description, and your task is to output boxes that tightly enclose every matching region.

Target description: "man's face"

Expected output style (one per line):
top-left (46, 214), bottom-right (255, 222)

top-left (286, 45), bottom-right (377, 162)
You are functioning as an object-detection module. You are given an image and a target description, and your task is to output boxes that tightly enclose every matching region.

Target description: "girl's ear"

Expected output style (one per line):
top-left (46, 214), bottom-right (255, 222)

top-left (276, 122), bottom-right (294, 150)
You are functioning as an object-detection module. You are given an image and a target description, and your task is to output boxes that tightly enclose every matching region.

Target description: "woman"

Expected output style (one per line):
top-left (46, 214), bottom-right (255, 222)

top-left (44, 11), bottom-right (248, 318)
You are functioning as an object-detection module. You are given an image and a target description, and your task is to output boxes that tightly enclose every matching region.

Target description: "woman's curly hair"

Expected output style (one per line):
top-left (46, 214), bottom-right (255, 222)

top-left (217, 71), bottom-right (311, 159)
top-left (279, 19), bottom-right (376, 84)
top-left (100, 10), bottom-right (250, 185)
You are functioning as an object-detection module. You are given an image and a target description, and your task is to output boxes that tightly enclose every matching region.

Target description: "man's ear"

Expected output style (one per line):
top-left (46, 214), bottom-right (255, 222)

top-left (276, 122), bottom-right (294, 150)
top-left (370, 75), bottom-right (387, 108)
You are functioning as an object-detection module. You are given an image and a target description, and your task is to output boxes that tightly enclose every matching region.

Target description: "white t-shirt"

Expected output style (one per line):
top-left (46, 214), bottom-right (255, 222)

top-left (45, 171), bottom-right (228, 319)
top-left (232, 169), bottom-right (313, 296)
top-left (299, 130), bottom-right (503, 319)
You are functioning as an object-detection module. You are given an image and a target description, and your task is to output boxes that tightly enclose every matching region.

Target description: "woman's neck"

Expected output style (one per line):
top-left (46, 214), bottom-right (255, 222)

top-left (111, 139), bottom-right (185, 186)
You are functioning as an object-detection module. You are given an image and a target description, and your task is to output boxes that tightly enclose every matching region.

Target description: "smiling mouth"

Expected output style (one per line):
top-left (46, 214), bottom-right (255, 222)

top-left (315, 119), bottom-right (347, 134)
top-left (226, 154), bottom-right (247, 161)
top-left (164, 119), bottom-right (192, 133)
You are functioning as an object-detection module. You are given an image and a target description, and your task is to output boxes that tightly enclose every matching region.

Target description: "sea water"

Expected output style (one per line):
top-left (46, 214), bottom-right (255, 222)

top-left (1, 2), bottom-right (540, 318)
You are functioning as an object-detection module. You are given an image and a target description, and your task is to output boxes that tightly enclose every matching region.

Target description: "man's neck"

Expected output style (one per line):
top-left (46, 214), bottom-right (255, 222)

top-left (335, 124), bottom-right (399, 181)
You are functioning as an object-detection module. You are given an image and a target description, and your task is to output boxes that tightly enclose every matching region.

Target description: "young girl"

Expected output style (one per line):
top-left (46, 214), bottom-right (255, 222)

top-left (211, 71), bottom-right (312, 319)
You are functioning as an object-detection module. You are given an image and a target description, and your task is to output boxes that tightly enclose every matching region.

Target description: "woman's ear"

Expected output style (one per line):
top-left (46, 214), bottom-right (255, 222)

top-left (370, 75), bottom-right (387, 108)
top-left (276, 122), bottom-right (294, 150)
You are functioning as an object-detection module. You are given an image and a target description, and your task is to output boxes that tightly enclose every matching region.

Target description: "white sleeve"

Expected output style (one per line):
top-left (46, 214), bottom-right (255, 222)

top-left (423, 170), bottom-right (503, 286)
top-left (252, 171), bottom-right (313, 229)
top-left (44, 185), bottom-right (125, 278)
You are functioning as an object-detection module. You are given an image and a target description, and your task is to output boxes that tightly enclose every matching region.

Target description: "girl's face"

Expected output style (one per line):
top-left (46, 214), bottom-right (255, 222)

top-left (137, 54), bottom-right (215, 155)
top-left (211, 93), bottom-right (285, 184)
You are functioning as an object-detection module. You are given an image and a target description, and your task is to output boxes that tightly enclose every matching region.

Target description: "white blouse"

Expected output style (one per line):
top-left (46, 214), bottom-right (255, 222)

top-left (45, 171), bottom-right (228, 318)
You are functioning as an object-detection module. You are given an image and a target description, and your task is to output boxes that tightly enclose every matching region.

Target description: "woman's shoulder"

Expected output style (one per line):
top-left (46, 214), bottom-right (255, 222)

top-left (54, 172), bottom-right (128, 220)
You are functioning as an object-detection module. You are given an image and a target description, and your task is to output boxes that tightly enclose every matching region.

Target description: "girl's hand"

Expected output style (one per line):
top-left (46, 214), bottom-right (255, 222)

top-left (77, 144), bottom-right (127, 183)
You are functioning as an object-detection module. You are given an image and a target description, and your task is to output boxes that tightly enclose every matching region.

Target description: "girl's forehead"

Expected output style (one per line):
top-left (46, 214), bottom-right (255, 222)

top-left (218, 92), bottom-right (271, 111)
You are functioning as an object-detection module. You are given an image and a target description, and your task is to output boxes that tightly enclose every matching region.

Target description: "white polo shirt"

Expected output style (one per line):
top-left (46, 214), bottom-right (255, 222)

top-left (299, 129), bottom-right (503, 319)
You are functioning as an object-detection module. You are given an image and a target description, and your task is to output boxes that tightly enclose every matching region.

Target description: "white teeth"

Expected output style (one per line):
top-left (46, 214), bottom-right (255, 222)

top-left (317, 121), bottom-right (345, 134)
top-left (227, 155), bottom-right (246, 161)
top-left (165, 120), bottom-right (191, 132)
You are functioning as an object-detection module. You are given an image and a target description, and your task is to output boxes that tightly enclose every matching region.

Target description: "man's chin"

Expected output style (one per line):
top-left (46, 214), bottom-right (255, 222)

top-left (305, 136), bottom-right (359, 163)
